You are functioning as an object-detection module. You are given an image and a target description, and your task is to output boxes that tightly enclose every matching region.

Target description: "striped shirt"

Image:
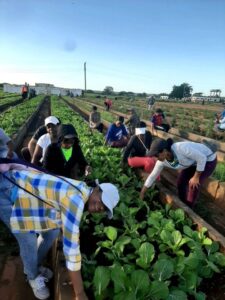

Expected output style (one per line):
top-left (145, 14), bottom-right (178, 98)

top-left (9, 169), bottom-right (90, 271)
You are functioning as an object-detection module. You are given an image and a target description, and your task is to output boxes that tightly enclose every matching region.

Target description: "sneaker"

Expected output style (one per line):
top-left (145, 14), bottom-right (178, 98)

top-left (29, 275), bottom-right (50, 300)
top-left (39, 266), bottom-right (53, 280)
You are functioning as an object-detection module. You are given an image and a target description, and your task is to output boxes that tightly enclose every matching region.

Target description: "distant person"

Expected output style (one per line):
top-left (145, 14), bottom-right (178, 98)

top-left (105, 116), bottom-right (128, 148)
top-left (104, 98), bottom-right (112, 111)
top-left (147, 96), bottom-right (155, 110)
top-left (0, 128), bottom-right (17, 159)
top-left (31, 116), bottom-right (60, 166)
top-left (43, 124), bottom-right (90, 179)
top-left (89, 106), bottom-right (103, 133)
top-left (122, 122), bottom-right (157, 173)
top-left (125, 108), bottom-right (140, 135)
top-left (21, 83), bottom-right (28, 100)
top-left (214, 110), bottom-right (225, 131)
top-left (150, 108), bottom-right (171, 133)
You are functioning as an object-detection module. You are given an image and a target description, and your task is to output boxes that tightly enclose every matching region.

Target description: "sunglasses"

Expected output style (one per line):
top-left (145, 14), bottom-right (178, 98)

top-left (46, 123), bottom-right (57, 129)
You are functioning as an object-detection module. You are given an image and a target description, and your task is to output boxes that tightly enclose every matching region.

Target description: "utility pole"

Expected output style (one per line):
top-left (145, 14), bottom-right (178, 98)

top-left (84, 62), bottom-right (86, 92)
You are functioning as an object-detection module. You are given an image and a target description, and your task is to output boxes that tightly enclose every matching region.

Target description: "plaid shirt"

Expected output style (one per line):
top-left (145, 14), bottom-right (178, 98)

top-left (9, 170), bottom-right (90, 271)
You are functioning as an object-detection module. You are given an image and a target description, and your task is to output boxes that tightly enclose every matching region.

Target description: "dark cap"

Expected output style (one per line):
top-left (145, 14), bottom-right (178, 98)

top-left (58, 124), bottom-right (78, 139)
top-left (148, 138), bottom-right (168, 156)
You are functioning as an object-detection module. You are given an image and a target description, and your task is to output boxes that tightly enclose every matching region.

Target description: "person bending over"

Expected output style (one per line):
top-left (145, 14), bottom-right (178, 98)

top-left (140, 138), bottom-right (217, 208)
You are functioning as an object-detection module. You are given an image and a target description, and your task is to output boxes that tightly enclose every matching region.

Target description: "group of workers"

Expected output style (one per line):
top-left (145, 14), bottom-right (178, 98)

top-left (0, 102), bottom-right (219, 300)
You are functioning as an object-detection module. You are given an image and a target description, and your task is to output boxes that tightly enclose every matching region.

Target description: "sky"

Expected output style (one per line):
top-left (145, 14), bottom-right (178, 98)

top-left (0, 0), bottom-right (225, 96)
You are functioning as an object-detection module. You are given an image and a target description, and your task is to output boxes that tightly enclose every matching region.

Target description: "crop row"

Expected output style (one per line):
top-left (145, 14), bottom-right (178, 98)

top-left (64, 97), bottom-right (225, 183)
top-left (0, 95), bottom-right (45, 136)
top-left (51, 95), bottom-right (225, 300)
top-left (76, 95), bottom-right (222, 140)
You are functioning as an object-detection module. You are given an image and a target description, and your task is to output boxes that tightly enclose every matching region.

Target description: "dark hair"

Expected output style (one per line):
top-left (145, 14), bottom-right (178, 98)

top-left (166, 138), bottom-right (174, 151)
top-left (139, 121), bottom-right (146, 128)
top-left (92, 106), bottom-right (97, 111)
top-left (156, 108), bottom-right (163, 113)
top-left (117, 116), bottom-right (124, 123)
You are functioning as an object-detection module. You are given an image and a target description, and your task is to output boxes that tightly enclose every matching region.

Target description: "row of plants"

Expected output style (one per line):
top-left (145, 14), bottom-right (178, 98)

top-left (75, 96), bottom-right (224, 141)
top-left (0, 94), bottom-right (23, 110)
top-left (65, 97), bottom-right (225, 182)
top-left (51, 95), bottom-right (225, 300)
top-left (0, 95), bottom-right (45, 136)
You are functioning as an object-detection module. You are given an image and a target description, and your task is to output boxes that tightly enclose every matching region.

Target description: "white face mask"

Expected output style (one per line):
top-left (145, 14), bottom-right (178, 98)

top-left (135, 128), bottom-right (146, 135)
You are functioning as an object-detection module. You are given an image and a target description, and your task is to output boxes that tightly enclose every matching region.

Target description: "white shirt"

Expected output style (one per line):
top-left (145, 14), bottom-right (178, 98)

top-left (37, 133), bottom-right (51, 160)
top-left (144, 142), bottom-right (216, 188)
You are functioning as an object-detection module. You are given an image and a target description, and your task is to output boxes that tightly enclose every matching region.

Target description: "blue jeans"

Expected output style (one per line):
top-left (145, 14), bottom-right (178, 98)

top-left (0, 172), bottom-right (60, 280)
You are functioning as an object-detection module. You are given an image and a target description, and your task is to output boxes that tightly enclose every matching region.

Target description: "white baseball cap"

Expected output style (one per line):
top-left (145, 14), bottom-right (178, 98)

top-left (45, 116), bottom-right (60, 126)
top-left (99, 183), bottom-right (120, 219)
top-left (135, 128), bottom-right (146, 135)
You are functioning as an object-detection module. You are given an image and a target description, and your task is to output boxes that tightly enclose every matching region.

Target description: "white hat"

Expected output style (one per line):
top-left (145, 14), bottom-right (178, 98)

top-left (99, 183), bottom-right (120, 219)
top-left (45, 116), bottom-right (60, 126)
top-left (135, 128), bottom-right (146, 135)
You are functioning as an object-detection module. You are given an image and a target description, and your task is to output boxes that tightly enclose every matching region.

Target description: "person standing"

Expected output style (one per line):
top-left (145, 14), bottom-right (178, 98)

top-left (147, 96), bottom-right (155, 110)
top-left (0, 160), bottom-right (120, 300)
top-left (140, 138), bottom-right (217, 208)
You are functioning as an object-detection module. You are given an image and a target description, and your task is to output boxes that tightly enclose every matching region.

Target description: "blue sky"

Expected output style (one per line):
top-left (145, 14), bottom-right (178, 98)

top-left (0, 0), bottom-right (224, 95)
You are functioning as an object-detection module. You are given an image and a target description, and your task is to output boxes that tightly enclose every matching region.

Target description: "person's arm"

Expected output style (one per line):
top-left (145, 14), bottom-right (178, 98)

top-left (6, 140), bottom-right (14, 159)
top-left (140, 160), bottom-right (164, 199)
top-left (28, 138), bottom-right (37, 156)
top-left (105, 125), bottom-right (113, 145)
top-left (69, 271), bottom-right (88, 300)
top-left (31, 144), bottom-right (43, 165)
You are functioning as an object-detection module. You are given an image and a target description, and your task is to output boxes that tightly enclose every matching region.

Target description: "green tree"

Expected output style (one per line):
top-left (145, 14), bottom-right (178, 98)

top-left (169, 83), bottom-right (193, 99)
top-left (103, 86), bottom-right (114, 95)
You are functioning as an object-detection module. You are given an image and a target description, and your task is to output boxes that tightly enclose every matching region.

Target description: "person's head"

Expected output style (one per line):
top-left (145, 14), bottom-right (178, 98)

top-left (115, 116), bottom-right (124, 127)
top-left (87, 182), bottom-right (120, 219)
top-left (155, 108), bottom-right (163, 115)
top-left (58, 124), bottom-right (78, 149)
top-left (147, 138), bottom-right (174, 161)
top-left (44, 116), bottom-right (60, 136)
top-left (92, 106), bottom-right (97, 112)
top-left (127, 108), bottom-right (136, 115)
top-left (135, 121), bottom-right (147, 135)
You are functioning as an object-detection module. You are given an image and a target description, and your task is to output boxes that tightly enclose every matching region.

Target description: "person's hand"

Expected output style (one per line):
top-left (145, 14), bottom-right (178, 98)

top-left (74, 290), bottom-right (88, 300)
top-left (6, 151), bottom-right (13, 159)
top-left (140, 186), bottom-right (148, 200)
top-left (189, 176), bottom-right (200, 189)
top-left (85, 165), bottom-right (92, 176)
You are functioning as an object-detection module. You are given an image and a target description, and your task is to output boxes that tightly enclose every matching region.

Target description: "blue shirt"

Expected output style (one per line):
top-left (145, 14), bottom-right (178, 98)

top-left (105, 124), bottom-right (128, 142)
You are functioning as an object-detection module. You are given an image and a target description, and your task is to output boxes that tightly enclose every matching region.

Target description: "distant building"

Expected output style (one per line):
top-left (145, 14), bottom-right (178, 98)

top-left (160, 95), bottom-right (169, 100)
top-left (3, 83), bottom-right (82, 97)
top-left (191, 96), bottom-right (221, 103)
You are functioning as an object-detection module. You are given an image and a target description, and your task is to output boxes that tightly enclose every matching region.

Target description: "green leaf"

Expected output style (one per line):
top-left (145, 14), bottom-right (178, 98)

top-left (113, 292), bottom-right (136, 300)
top-left (131, 270), bottom-right (150, 294)
top-left (202, 237), bottom-right (212, 245)
top-left (150, 280), bottom-right (169, 299)
top-left (104, 226), bottom-right (118, 242)
top-left (136, 242), bottom-right (155, 269)
top-left (207, 260), bottom-right (221, 273)
top-left (167, 290), bottom-right (187, 300)
top-left (210, 252), bottom-right (225, 267)
top-left (181, 271), bottom-right (198, 289)
top-left (111, 265), bottom-right (127, 293)
top-left (171, 231), bottom-right (182, 247)
top-left (93, 266), bottom-right (111, 295)
top-left (152, 259), bottom-right (174, 281)
top-left (205, 241), bottom-right (219, 255)
top-left (114, 236), bottom-right (131, 253)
